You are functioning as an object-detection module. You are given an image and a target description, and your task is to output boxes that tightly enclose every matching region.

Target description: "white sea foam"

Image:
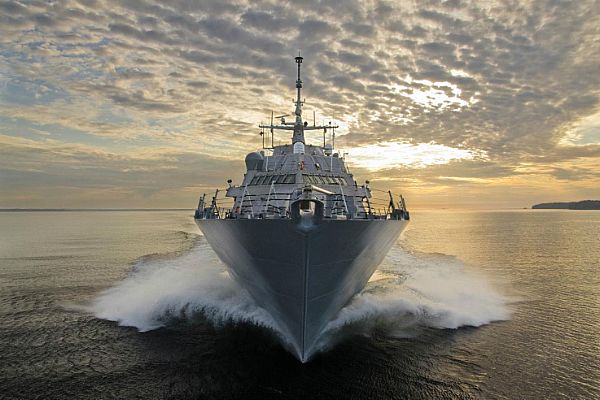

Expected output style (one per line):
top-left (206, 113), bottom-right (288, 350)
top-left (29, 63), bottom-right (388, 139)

top-left (89, 241), bottom-right (509, 358)
top-left (310, 250), bottom-right (510, 355)
top-left (89, 243), bottom-right (284, 336)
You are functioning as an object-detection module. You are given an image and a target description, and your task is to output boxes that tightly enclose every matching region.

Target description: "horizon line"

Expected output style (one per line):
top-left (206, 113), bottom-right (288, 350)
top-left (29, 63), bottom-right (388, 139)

top-left (0, 208), bottom-right (194, 212)
top-left (0, 207), bottom-right (573, 212)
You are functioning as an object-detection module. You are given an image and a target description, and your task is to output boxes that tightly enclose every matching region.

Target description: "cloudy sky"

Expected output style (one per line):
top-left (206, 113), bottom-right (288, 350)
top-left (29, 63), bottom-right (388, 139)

top-left (1, 0), bottom-right (599, 209)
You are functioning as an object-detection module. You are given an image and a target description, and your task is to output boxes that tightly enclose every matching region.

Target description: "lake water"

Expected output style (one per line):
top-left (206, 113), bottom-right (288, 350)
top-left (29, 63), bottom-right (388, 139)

top-left (0, 210), bottom-right (598, 399)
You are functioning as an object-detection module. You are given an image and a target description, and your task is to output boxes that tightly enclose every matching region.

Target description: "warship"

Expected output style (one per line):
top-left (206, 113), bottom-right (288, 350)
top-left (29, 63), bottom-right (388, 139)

top-left (194, 56), bottom-right (410, 362)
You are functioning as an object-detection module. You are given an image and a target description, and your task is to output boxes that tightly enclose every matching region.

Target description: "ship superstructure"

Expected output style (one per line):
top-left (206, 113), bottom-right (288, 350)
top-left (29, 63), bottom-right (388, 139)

top-left (195, 56), bottom-right (409, 361)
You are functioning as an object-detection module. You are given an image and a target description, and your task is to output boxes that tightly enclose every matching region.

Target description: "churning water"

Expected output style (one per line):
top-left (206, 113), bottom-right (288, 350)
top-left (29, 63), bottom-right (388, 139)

top-left (86, 239), bottom-right (509, 361)
top-left (1, 210), bottom-right (599, 399)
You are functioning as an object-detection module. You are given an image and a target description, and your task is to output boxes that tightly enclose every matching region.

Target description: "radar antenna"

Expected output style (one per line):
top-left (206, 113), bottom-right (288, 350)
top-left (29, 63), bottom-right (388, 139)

top-left (258, 56), bottom-right (338, 149)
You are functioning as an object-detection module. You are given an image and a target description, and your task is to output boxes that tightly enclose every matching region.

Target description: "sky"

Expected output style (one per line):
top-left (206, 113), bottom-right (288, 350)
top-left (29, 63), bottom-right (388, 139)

top-left (0, 0), bottom-right (599, 209)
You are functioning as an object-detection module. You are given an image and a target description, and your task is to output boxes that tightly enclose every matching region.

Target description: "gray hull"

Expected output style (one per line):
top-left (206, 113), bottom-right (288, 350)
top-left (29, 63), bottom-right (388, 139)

top-left (196, 218), bottom-right (407, 361)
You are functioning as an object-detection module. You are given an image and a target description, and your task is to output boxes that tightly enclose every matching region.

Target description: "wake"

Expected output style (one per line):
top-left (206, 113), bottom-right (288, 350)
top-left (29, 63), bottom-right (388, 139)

top-left (313, 250), bottom-right (509, 353)
top-left (87, 240), bottom-right (509, 357)
top-left (89, 243), bottom-right (283, 334)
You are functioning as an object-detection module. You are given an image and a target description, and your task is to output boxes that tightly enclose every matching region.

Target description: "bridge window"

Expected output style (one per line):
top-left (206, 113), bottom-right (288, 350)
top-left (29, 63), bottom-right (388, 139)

top-left (302, 174), bottom-right (348, 185)
top-left (249, 175), bottom-right (268, 185)
top-left (304, 175), bottom-right (319, 184)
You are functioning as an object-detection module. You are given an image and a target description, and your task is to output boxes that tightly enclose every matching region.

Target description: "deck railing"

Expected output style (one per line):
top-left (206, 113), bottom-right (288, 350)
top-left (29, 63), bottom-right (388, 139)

top-left (195, 186), bottom-right (409, 220)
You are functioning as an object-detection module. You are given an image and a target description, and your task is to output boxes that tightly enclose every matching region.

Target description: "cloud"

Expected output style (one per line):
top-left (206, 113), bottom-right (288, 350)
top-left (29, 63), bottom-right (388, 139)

top-left (349, 141), bottom-right (486, 170)
top-left (0, 134), bottom-right (240, 207)
top-left (0, 0), bottom-right (598, 208)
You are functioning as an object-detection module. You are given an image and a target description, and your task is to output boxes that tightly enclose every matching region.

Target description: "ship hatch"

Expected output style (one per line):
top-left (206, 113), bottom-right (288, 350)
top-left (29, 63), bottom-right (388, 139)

top-left (300, 200), bottom-right (314, 213)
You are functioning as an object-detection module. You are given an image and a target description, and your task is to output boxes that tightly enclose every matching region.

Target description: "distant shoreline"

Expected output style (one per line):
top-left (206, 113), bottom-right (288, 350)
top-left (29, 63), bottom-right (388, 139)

top-left (532, 200), bottom-right (600, 210)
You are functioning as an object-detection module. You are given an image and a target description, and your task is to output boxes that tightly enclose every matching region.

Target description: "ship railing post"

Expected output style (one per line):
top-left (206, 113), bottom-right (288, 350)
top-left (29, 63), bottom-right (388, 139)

top-left (239, 185), bottom-right (245, 217)
top-left (338, 182), bottom-right (349, 217)
top-left (197, 193), bottom-right (205, 210)
top-left (387, 190), bottom-right (396, 215)
top-left (263, 181), bottom-right (275, 216)
top-left (195, 193), bottom-right (206, 219)
top-left (240, 183), bottom-right (254, 218)
top-left (364, 187), bottom-right (372, 219)
top-left (211, 189), bottom-right (219, 219)
top-left (399, 194), bottom-right (408, 220)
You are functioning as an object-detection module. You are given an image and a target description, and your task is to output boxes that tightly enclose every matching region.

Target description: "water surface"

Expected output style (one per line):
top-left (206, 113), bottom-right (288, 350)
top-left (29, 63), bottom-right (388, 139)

top-left (0, 210), bottom-right (598, 399)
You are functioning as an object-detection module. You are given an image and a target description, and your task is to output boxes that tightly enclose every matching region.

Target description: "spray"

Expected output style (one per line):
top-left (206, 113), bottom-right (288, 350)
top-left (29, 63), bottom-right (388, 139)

top-left (88, 241), bottom-right (509, 359)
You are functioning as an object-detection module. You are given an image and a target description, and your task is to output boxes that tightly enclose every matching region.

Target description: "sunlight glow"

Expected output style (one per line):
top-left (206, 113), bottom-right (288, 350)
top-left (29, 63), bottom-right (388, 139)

top-left (559, 111), bottom-right (600, 145)
top-left (389, 76), bottom-right (476, 111)
top-left (349, 141), bottom-right (486, 170)
top-left (450, 69), bottom-right (472, 78)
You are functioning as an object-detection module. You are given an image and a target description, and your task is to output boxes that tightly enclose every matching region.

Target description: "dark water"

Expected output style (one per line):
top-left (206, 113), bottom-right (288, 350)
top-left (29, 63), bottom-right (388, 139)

top-left (0, 210), bottom-right (598, 399)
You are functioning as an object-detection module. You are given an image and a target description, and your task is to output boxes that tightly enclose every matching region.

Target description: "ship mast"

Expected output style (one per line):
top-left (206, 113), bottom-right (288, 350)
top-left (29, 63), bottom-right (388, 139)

top-left (292, 55), bottom-right (304, 145)
top-left (258, 56), bottom-right (338, 152)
